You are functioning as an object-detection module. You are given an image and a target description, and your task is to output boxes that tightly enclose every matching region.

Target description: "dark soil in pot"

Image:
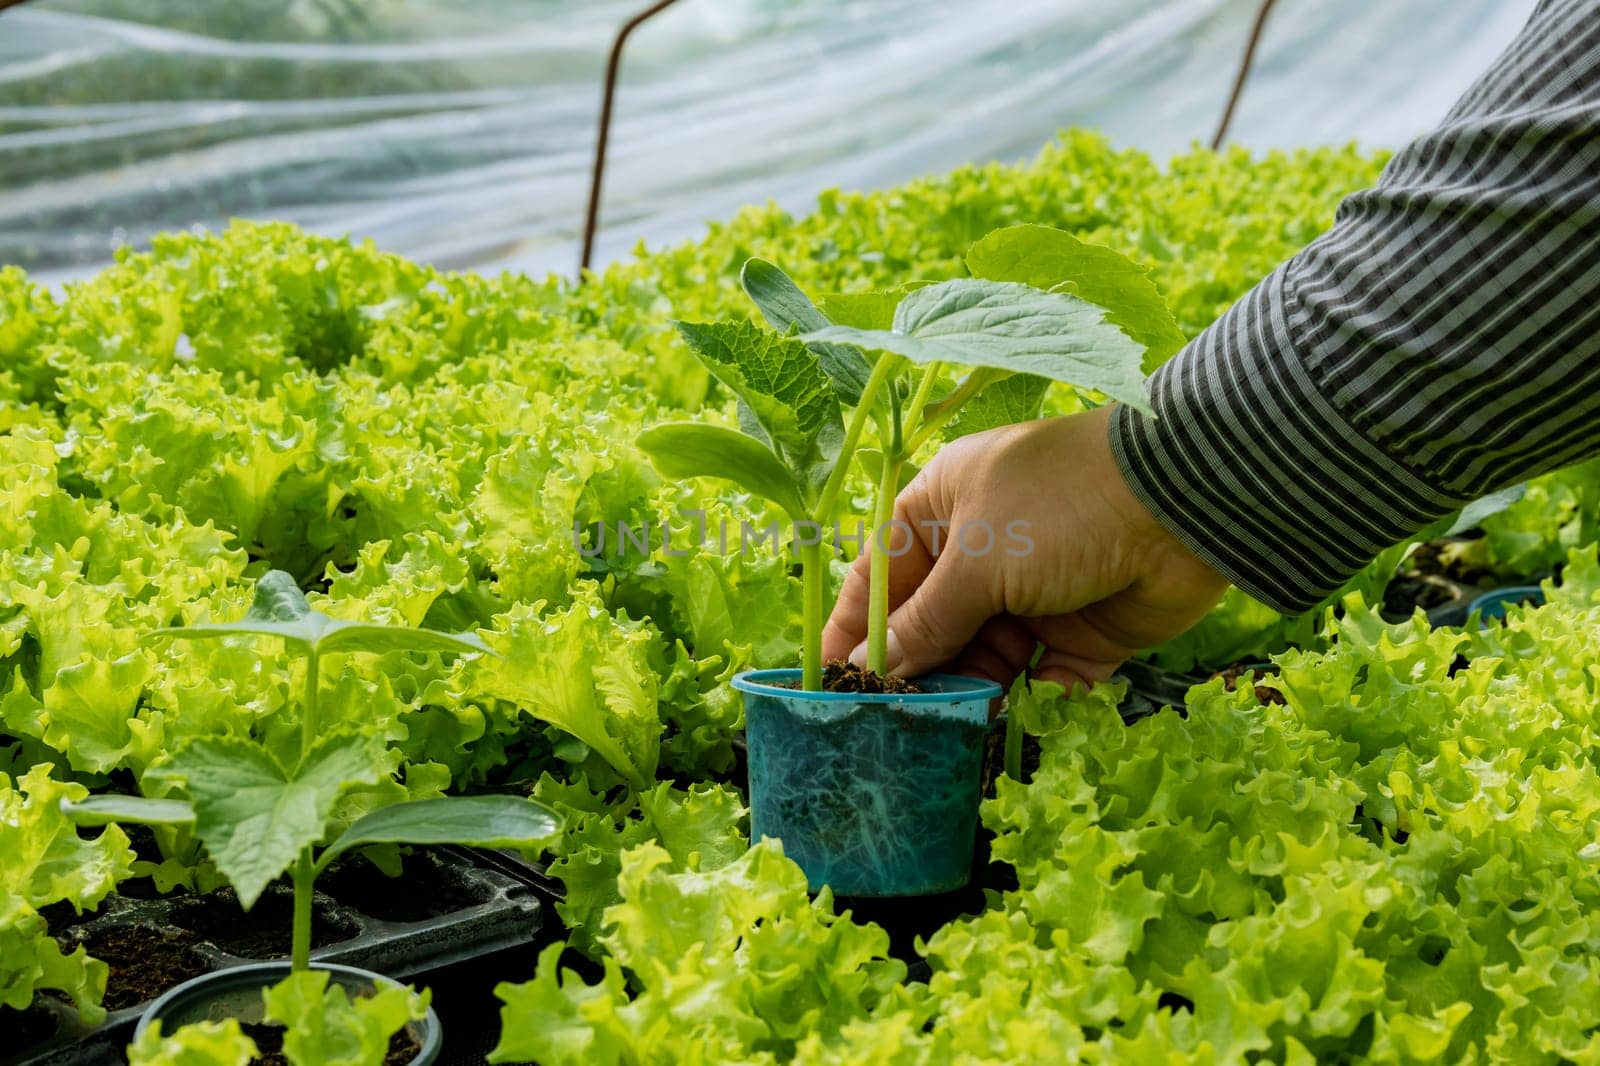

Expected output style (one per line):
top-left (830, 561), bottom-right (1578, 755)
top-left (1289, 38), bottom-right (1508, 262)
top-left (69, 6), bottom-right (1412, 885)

top-left (74, 924), bottom-right (213, 1010)
top-left (241, 1021), bottom-right (420, 1066)
top-left (319, 855), bottom-right (489, 924)
top-left (774, 660), bottom-right (926, 694)
top-left (170, 887), bottom-right (359, 958)
top-left (819, 660), bottom-right (924, 694)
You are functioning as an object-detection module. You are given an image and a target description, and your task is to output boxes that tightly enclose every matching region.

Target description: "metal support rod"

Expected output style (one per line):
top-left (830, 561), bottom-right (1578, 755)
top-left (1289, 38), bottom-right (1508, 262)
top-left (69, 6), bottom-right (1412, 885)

top-left (1211, 0), bottom-right (1279, 150)
top-left (579, 0), bottom-right (684, 279)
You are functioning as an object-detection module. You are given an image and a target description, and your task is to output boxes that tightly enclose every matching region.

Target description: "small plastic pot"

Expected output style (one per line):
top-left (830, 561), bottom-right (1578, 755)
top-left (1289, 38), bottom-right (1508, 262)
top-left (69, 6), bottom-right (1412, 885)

top-left (1468, 585), bottom-right (1546, 625)
top-left (733, 669), bottom-right (1001, 897)
top-left (134, 961), bottom-right (441, 1064)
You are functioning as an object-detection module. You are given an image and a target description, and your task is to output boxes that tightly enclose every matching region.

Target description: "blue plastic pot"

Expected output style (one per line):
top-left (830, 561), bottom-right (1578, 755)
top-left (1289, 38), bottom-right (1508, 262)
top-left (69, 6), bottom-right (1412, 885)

top-left (733, 669), bottom-right (1001, 897)
top-left (1468, 585), bottom-right (1545, 625)
top-left (134, 961), bottom-right (441, 1063)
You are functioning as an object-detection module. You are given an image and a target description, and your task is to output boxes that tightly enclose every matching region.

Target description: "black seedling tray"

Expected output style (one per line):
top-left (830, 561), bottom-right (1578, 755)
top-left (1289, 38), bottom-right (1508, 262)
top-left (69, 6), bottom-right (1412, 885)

top-left (6, 847), bottom-right (544, 1066)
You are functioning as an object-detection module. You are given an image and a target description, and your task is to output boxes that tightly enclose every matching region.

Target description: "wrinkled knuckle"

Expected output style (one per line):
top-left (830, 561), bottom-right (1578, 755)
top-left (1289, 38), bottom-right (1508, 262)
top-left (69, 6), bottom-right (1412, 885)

top-left (897, 588), bottom-right (959, 662)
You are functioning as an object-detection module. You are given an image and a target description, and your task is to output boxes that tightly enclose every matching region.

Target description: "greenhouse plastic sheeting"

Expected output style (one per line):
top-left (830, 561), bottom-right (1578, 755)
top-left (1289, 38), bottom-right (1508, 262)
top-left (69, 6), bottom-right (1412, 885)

top-left (0, 0), bottom-right (1537, 283)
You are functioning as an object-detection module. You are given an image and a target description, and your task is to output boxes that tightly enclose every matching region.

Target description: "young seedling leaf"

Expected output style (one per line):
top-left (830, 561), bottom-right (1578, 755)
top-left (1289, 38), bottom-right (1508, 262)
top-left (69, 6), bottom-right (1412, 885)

top-left (637, 423), bottom-right (810, 519)
top-left (741, 258), bottom-right (871, 404)
top-left (62, 795), bottom-right (196, 828)
top-left (856, 449), bottom-right (919, 493)
top-left (315, 624), bottom-right (488, 658)
top-left (942, 373), bottom-right (1051, 440)
top-left (818, 284), bottom-right (932, 330)
top-left (316, 796), bottom-right (561, 873)
top-left (804, 279), bottom-right (1154, 415)
top-left (967, 225), bottom-right (1188, 372)
top-left (735, 399), bottom-right (772, 448)
top-left (673, 320), bottom-right (840, 461)
top-left (147, 570), bottom-right (489, 659)
top-left (148, 731), bottom-right (387, 908)
top-left (146, 570), bottom-right (321, 650)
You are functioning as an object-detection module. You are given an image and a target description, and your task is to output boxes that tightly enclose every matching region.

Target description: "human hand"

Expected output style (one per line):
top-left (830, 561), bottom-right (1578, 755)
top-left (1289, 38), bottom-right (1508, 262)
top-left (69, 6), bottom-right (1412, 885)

top-left (820, 405), bottom-right (1229, 689)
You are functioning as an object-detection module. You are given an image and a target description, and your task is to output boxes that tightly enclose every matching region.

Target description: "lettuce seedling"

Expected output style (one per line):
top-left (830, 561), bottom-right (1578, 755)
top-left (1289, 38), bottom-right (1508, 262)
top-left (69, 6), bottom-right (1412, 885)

top-left (128, 971), bottom-right (429, 1066)
top-left (65, 571), bottom-right (560, 972)
top-left (639, 224), bottom-right (1179, 688)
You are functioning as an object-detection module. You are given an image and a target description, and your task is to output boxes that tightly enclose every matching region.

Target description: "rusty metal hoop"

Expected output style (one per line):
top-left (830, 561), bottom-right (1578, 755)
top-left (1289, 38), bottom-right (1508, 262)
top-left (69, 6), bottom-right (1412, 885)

top-left (578, 0), bottom-right (684, 279)
top-left (1211, 0), bottom-right (1280, 150)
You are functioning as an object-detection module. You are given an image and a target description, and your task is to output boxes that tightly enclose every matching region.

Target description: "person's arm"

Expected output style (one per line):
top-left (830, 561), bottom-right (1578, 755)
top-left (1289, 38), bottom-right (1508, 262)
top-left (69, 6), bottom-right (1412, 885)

top-left (822, 0), bottom-right (1600, 684)
top-left (1115, 0), bottom-right (1600, 613)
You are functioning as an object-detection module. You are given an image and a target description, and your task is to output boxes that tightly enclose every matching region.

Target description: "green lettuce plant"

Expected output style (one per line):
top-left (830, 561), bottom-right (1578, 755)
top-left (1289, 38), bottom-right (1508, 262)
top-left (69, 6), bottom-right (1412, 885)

top-left (127, 1018), bottom-right (259, 1066)
top-left (65, 571), bottom-right (560, 973)
top-left (128, 970), bottom-right (429, 1066)
top-left (1, 765), bottom-right (133, 1021)
top-left (639, 224), bottom-right (1177, 687)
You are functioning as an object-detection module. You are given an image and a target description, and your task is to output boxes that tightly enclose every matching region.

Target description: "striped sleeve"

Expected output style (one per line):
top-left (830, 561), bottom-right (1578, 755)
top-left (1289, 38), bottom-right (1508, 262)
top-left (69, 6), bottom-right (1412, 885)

top-left (1111, 0), bottom-right (1600, 614)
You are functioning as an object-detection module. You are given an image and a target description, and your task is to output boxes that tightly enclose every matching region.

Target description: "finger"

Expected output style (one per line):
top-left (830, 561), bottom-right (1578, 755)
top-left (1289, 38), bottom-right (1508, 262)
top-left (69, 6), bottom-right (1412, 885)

top-left (951, 615), bottom-right (1041, 688)
top-left (1028, 656), bottom-right (1109, 693)
top-left (821, 551), bottom-right (872, 662)
top-left (1031, 645), bottom-right (1123, 691)
top-left (881, 549), bottom-right (997, 678)
top-left (821, 477), bottom-right (941, 663)
top-left (1019, 612), bottom-right (1137, 692)
top-left (1021, 611), bottom-right (1140, 667)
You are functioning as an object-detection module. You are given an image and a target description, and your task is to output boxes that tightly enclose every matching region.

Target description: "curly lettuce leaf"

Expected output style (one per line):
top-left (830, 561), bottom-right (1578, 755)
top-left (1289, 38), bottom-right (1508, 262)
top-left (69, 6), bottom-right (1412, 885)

top-left (472, 591), bottom-right (661, 788)
top-left (492, 840), bottom-right (903, 1065)
top-left (538, 776), bottom-right (747, 958)
top-left (262, 970), bottom-right (429, 1066)
top-left (0, 766), bottom-right (132, 1019)
top-left (128, 1019), bottom-right (259, 1066)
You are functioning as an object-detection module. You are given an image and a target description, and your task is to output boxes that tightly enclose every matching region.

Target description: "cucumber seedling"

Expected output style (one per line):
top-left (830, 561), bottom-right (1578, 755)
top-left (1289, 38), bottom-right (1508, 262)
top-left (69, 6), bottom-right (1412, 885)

top-left (638, 224), bottom-right (1180, 692)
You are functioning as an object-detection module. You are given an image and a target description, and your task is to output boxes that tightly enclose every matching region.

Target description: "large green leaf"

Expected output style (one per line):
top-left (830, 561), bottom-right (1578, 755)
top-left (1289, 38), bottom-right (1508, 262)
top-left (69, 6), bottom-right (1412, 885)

top-left (967, 225), bottom-right (1188, 372)
top-left (147, 571), bottom-right (488, 659)
top-left (635, 423), bottom-right (808, 520)
top-left (150, 731), bottom-right (386, 908)
top-left (804, 280), bottom-right (1153, 415)
top-left (317, 795), bottom-right (560, 872)
top-left (741, 259), bottom-right (870, 405)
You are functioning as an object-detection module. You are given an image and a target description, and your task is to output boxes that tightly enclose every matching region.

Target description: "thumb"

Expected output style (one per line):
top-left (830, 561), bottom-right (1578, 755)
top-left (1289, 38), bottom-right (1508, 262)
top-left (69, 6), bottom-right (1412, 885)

top-left (856, 549), bottom-right (995, 678)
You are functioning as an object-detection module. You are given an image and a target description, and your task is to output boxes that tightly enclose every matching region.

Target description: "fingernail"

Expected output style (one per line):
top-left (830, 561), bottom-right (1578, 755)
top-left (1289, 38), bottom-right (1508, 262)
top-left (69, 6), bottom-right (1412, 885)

top-left (848, 641), bottom-right (868, 668)
top-left (883, 628), bottom-right (905, 676)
